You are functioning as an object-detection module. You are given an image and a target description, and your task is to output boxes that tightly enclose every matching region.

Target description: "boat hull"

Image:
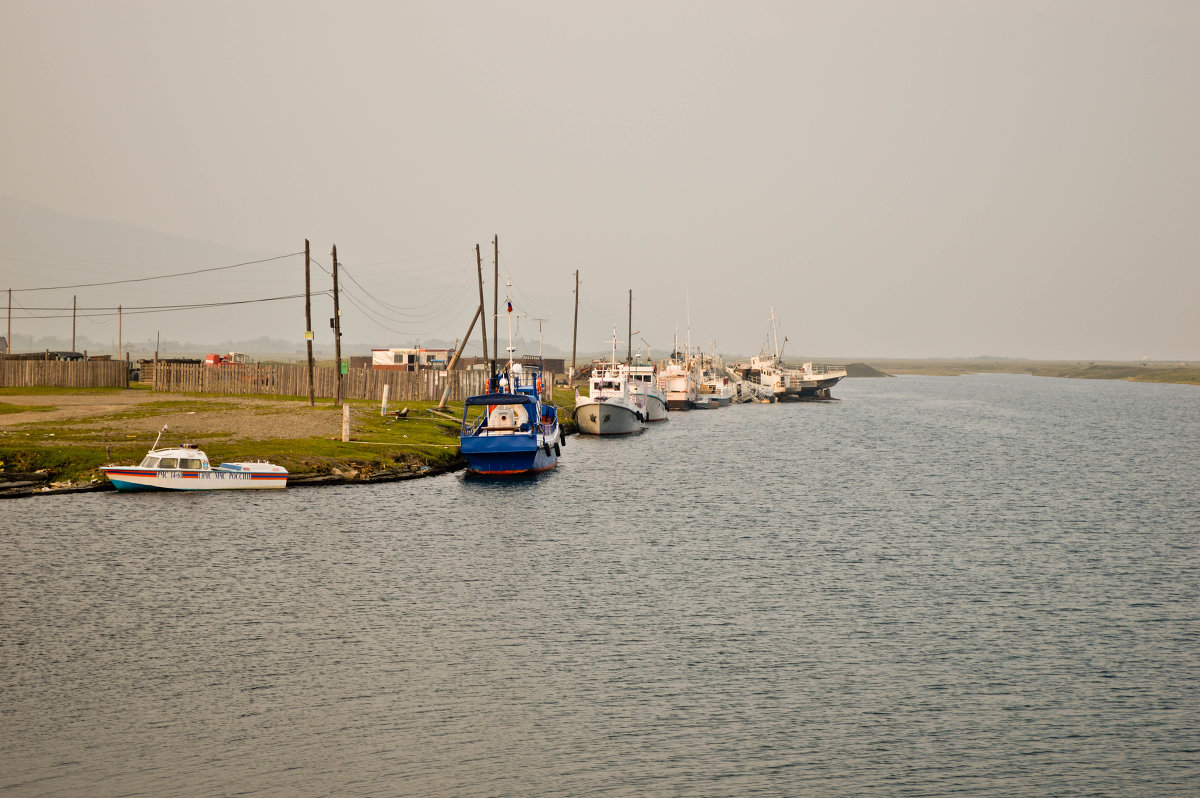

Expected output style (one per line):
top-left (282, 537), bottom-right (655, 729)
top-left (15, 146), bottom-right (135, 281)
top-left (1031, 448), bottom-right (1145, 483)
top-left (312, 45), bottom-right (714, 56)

top-left (642, 394), bottom-right (669, 422)
top-left (460, 433), bottom-right (559, 476)
top-left (100, 466), bottom-right (287, 490)
top-left (574, 400), bottom-right (645, 435)
top-left (781, 375), bottom-right (844, 399)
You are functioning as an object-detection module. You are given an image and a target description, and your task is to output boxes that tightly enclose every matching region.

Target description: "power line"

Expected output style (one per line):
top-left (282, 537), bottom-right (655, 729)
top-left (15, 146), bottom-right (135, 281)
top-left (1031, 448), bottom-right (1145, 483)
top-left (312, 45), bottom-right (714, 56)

top-left (9, 292), bottom-right (323, 319)
top-left (10, 251), bottom-right (304, 293)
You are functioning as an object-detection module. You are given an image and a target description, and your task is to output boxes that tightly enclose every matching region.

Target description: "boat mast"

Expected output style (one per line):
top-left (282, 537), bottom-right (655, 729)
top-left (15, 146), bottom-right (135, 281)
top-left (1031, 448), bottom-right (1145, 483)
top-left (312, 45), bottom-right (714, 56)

top-left (686, 291), bottom-right (692, 363)
top-left (504, 276), bottom-right (515, 377)
top-left (770, 306), bottom-right (781, 360)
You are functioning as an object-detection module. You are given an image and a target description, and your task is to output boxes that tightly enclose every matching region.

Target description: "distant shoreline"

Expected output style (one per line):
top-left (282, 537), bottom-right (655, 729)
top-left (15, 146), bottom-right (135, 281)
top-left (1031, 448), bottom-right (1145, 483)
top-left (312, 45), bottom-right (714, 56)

top-left (858, 358), bottom-right (1199, 385)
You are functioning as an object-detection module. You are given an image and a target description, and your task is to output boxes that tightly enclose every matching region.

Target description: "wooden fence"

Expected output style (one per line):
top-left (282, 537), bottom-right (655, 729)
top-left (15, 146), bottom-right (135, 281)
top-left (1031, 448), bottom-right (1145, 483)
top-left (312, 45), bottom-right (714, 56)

top-left (0, 360), bottom-right (129, 389)
top-left (149, 363), bottom-right (551, 403)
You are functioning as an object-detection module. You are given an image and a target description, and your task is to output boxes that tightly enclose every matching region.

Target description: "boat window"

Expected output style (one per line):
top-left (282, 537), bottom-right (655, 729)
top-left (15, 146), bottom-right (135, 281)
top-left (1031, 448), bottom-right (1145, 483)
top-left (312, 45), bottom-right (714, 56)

top-left (158, 457), bottom-right (178, 469)
top-left (181, 458), bottom-right (202, 470)
top-left (140, 456), bottom-right (159, 468)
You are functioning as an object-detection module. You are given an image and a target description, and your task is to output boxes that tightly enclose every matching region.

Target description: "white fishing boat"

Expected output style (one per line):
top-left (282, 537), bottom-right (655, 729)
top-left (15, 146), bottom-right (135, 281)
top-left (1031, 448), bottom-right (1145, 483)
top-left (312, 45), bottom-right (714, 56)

top-left (781, 361), bottom-right (848, 399)
top-left (695, 350), bottom-right (734, 408)
top-left (730, 307), bottom-right (846, 401)
top-left (657, 352), bottom-right (699, 410)
top-left (627, 362), bottom-right (669, 422)
top-left (575, 330), bottom-right (646, 435)
top-left (101, 428), bottom-right (287, 491)
top-left (731, 352), bottom-right (788, 401)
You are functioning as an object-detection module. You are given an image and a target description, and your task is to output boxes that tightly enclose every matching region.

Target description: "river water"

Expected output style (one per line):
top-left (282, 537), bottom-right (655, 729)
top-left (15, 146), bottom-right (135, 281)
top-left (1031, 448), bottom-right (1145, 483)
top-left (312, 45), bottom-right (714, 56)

top-left (2, 374), bottom-right (1197, 797)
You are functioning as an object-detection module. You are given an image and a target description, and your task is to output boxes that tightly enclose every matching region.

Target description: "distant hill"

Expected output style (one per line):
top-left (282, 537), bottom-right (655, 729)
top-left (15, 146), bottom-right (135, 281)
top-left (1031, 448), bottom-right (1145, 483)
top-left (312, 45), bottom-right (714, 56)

top-left (846, 362), bottom-right (893, 378)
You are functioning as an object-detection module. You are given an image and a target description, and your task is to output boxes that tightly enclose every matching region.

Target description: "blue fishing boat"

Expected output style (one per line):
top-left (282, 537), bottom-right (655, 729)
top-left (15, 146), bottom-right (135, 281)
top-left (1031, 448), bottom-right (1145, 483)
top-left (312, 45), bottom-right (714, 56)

top-left (460, 278), bottom-right (561, 476)
top-left (460, 362), bottom-right (561, 476)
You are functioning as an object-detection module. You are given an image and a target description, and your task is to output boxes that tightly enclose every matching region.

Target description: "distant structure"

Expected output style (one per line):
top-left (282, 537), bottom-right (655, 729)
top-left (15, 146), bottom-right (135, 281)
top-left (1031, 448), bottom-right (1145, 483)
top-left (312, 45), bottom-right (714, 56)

top-left (3, 350), bottom-right (84, 362)
top-left (205, 352), bottom-right (248, 366)
top-left (0, 336), bottom-right (7, 356)
top-left (371, 347), bottom-right (453, 371)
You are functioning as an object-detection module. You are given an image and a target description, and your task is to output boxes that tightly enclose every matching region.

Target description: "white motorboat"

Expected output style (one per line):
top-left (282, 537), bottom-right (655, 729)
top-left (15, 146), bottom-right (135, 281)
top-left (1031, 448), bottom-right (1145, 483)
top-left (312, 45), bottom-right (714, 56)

top-left (101, 428), bottom-right (287, 491)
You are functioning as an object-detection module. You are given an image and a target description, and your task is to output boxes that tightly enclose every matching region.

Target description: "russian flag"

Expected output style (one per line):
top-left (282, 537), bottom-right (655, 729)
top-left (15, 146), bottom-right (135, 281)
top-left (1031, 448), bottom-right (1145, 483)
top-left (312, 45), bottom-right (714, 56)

top-left (507, 300), bottom-right (513, 313)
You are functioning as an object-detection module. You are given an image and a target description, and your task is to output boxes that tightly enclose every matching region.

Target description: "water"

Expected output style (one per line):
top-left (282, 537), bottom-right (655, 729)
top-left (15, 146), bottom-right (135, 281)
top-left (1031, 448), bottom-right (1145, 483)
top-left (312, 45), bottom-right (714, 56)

top-left (2, 374), bottom-right (1197, 796)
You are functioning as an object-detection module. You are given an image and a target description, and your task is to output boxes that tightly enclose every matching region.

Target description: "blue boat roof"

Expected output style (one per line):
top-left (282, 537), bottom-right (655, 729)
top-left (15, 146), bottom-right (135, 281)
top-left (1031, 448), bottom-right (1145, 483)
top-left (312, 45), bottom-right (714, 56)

top-left (463, 392), bottom-right (538, 407)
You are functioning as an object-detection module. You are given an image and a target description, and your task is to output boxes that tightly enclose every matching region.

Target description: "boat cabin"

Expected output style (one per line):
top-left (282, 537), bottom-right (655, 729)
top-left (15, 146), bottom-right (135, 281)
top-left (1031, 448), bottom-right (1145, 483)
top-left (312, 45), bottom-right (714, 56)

top-left (139, 444), bottom-right (211, 471)
top-left (462, 393), bottom-right (546, 437)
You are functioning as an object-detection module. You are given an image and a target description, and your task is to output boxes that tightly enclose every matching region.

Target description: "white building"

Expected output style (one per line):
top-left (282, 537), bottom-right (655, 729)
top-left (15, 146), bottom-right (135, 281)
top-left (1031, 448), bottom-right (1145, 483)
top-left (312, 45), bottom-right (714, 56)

top-left (371, 347), bottom-right (453, 371)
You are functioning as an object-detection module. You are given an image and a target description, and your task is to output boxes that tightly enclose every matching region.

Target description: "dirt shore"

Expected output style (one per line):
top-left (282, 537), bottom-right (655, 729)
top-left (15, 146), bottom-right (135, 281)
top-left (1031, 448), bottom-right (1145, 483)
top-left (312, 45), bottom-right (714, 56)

top-left (0, 390), bottom-right (341, 443)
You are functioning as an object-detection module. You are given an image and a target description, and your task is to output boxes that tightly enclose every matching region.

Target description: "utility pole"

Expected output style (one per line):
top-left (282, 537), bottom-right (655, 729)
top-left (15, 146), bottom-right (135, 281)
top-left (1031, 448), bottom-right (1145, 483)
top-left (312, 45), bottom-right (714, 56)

top-left (331, 244), bottom-right (342, 405)
top-left (476, 244), bottom-right (490, 377)
top-left (6, 288), bottom-right (10, 355)
top-left (117, 304), bottom-right (122, 361)
top-left (304, 239), bottom-right (315, 406)
top-left (492, 235), bottom-right (499, 368)
top-left (72, 295), bottom-right (77, 352)
top-left (436, 305), bottom-right (482, 411)
top-left (627, 289), bottom-right (632, 364)
top-left (571, 270), bottom-right (579, 382)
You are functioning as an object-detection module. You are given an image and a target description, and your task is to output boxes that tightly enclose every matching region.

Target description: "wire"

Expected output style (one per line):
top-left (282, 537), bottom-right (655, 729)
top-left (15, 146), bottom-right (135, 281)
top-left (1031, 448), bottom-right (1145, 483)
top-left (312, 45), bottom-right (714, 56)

top-left (10, 252), bottom-right (304, 292)
top-left (8, 292), bottom-right (324, 319)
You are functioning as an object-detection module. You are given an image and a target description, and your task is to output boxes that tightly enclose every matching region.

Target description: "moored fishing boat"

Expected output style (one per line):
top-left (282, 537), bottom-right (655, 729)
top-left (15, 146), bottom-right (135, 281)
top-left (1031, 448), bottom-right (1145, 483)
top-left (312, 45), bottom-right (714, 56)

top-left (575, 329), bottom-right (646, 435)
top-left (730, 306), bottom-right (846, 401)
top-left (101, 428), bottom-right (288, 491)
top-left (575, 362), bottom-right (646, 435)
top-left (781, 361), bottom-right (848, 399)
top-left (657, 352), bottom-right (698, 410)
top-left (459, 362), bottom-right (561, 476)
top-left (695, 351), bottom-right (734, 408)
top-left (460, 280), bottom-right (561, 476)
top-left (627, 362), bottom-right (669, 422)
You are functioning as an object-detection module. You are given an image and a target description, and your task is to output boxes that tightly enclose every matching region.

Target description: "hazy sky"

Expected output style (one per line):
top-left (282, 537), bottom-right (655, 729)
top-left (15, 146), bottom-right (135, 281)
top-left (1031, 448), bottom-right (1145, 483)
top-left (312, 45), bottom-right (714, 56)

top-left (2, 1), bottom-right (1197, 360)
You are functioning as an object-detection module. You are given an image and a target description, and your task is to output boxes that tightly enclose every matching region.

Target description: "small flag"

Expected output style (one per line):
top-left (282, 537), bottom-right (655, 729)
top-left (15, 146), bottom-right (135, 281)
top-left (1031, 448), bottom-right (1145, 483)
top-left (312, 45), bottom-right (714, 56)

top-left (507, 300), bottom-right (513, 313)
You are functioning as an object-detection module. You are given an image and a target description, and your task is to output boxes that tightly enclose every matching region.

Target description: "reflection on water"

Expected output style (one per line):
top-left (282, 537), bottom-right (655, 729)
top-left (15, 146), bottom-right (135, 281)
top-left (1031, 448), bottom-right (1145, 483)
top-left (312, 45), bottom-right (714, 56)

top-left (2, 374), bottom-right (1197, 796)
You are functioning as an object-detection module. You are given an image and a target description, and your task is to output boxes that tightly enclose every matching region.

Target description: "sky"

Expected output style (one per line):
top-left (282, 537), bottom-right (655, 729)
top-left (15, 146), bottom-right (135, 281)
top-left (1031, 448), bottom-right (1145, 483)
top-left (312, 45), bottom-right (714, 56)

top-left (1, 0), bottom-right (1197, 361)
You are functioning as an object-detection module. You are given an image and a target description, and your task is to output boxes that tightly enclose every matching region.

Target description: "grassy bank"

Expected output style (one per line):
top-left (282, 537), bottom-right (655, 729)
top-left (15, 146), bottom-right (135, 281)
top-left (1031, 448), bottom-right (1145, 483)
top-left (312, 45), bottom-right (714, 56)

top-left (1, 385), bottom-right (579, 494)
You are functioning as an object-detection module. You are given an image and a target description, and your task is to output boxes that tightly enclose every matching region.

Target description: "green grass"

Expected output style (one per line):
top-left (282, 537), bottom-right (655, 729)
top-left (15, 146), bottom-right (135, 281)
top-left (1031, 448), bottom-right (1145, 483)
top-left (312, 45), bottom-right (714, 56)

top-left (0, 442), bottom-right (147, 482)
top-left (0, 401), bottom-right (55, 415)
top-left (0, 386), bottom-right (581, 486)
